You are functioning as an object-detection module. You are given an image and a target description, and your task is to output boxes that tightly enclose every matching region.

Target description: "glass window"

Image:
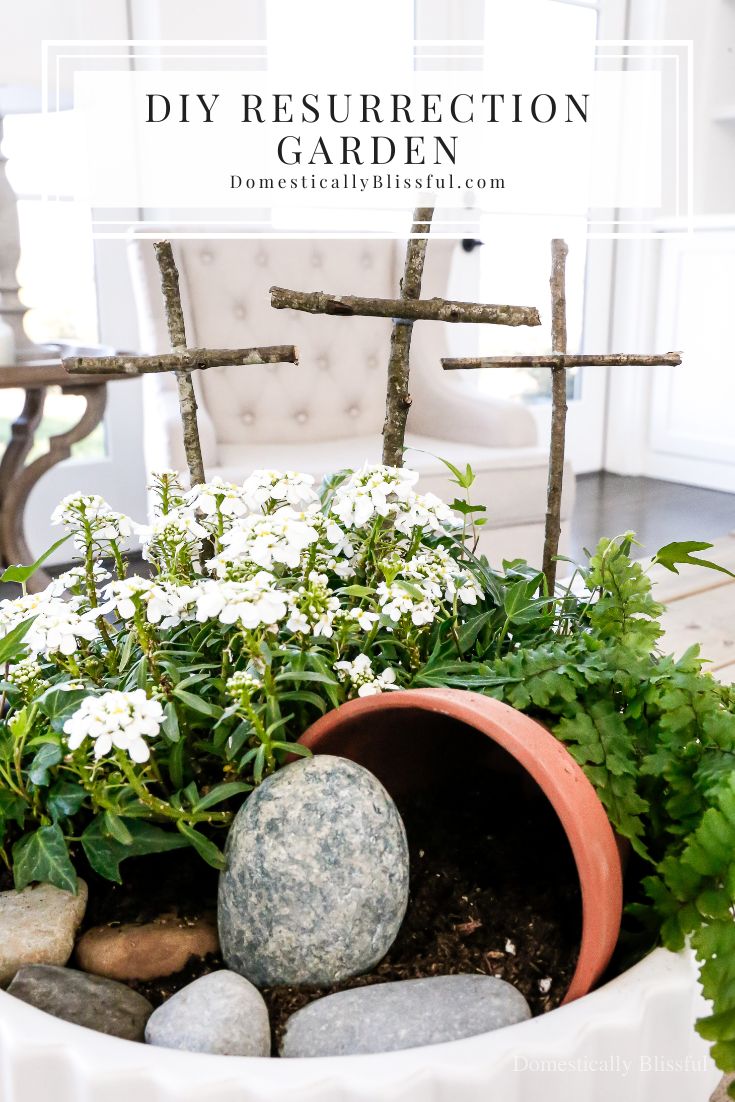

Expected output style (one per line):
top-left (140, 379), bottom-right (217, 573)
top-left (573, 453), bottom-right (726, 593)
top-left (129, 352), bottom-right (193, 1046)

top-left (1, 110), bottom-right (104, 460)
top-left (476, 0), bottom-right (598, 403)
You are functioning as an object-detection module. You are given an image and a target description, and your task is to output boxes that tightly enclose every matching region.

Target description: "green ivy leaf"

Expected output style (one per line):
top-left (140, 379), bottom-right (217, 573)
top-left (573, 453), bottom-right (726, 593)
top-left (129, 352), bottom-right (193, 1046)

top-left (27, 742), bottom-right (63, 786)
top-left (36, 686), bottom-right (90, 731)
top-left (81, 816), bottom-right (188, 883)
top-left (13, 824), bottom-right (77, 893)
top-left (47, 781), bottom-right (87, 822)
top-left (0, 789), bottom-right (27, 829)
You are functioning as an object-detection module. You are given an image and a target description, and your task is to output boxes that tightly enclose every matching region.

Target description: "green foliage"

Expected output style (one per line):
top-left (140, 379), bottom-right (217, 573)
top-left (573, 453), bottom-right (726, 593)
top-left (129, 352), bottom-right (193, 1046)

top-left (453, 533), bottom-right (735, 1084)
top-left (81, 817), bottom-right (189, 883)
top-left (0, 536), bottom-right (71, 588)
top-left (654, 541), bottom-right (735, 580)
top-left (2, 468), bottom-right (735, 1082)
top-left (13, 824), bottom-right (77, 893)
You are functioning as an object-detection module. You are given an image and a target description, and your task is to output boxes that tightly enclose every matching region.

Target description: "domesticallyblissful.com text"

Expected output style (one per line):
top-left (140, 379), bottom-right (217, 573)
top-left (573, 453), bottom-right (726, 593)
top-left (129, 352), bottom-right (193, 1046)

top-left (229, 172), bottom-right (505, 193)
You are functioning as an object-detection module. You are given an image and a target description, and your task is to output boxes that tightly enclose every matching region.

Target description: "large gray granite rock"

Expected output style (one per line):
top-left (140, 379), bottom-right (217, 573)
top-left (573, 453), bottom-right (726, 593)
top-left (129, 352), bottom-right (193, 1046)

top-left (0, 880), bottom-right (88, 986)
top-left (8, 964), bottom-right (153, 1041)
top-left (218, 755), bottom-right (409, 986)
top-left (145, 970), bottom-right (271, 1056)
top-left (281, 974), bottom-right (532, 1057)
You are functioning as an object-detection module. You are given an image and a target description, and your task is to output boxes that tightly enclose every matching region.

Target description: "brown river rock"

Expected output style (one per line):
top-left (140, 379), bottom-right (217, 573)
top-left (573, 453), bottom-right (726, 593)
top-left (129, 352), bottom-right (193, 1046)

top-left (75, 914), bottom-right (219, 982)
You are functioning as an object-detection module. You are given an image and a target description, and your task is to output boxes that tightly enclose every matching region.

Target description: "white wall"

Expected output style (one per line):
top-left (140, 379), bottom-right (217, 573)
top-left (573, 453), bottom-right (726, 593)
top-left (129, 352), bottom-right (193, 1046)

top-left (660, 0), bottom-right (735, 217)
top-left (604, 0), bottom-right (735, 489)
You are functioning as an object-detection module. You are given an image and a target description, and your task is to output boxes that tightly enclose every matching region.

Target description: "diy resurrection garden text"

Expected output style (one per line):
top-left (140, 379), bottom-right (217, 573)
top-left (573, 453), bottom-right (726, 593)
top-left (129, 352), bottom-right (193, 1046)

top-left (145, 89), bottom-right (590, 167)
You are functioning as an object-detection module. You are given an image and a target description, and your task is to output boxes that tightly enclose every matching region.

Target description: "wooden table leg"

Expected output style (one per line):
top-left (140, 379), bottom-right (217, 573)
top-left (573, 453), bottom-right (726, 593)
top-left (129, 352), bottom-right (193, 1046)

top-left (0, 386), bottom-right (46, 575)
top-left (0, 384), bottom-right (108, 593)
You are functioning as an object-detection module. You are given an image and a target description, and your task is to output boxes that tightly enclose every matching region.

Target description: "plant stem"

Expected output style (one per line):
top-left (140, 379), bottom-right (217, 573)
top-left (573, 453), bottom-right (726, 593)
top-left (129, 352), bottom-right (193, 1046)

top-left (116, 755), bottom-right (231, 825)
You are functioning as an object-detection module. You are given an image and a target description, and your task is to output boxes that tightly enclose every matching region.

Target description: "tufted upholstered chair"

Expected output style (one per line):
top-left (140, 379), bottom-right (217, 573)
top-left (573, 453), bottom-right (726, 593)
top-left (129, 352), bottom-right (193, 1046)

top-left (127, 236), bottom-right (574, 565)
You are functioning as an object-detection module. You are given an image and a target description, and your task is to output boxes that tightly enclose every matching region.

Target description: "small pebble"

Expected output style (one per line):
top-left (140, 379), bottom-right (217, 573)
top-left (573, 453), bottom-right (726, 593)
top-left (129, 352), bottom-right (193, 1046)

top-left (538, 977), bottom-right (552, 994)
top-left (75, 914), bottom-right (218, 981)
top-left (8, 964), bottom-right (153, 1041)
top-left (0, 881), bottom-right (88, 986)
top-left (281, 974), bottom-right (532, 1057)
top-left (145, 970), bottom-right (271, 1056)
top-left (505, 939), bottom-right (516, 955)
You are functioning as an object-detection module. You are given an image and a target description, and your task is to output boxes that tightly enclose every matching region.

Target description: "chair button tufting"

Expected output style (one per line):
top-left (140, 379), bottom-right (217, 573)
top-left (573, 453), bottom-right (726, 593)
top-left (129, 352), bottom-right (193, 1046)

top-left (200, 250), bottom-right (213, 265)
top-left (295, 410), bottom-right (308, 425)
top-left (233, 303), bottom-right (247, 320)
top-left (361, 251), bottom-right (374, 269)
top-left (255, 251), bottom-right (268, 267)
top-left (367, 354), bottom-right (378, 368)
top-left (311, 251), bottom-right (323, 268)
top-left (242, 411), bottom-right (255, 425)
top-left (347, 405), bottom-right (360, 419)
top-left (317, 353), bottom-right (329, 370)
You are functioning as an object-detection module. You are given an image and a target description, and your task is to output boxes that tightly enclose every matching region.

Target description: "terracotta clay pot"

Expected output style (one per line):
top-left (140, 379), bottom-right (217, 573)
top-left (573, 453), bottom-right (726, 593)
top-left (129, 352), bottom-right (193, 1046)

top-left (298, 687), bottom-right (623, 1004)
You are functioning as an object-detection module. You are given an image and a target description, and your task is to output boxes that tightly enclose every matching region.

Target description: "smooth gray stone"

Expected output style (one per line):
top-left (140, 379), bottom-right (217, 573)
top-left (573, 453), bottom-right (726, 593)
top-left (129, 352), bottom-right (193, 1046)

top-left (280, 974), bottom-right (532, 1057)
top-left (8, 964), bottom-right (153, 1041)
top-left (145, 970), bottom-right (271, 1056)
top-left (218, 755), bottom-right (409, 987)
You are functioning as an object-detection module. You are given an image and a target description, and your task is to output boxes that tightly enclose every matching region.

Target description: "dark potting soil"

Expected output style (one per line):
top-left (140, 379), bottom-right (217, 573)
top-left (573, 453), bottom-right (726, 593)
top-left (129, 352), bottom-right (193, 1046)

top-left (79, 776), bottom-right (581, 1052)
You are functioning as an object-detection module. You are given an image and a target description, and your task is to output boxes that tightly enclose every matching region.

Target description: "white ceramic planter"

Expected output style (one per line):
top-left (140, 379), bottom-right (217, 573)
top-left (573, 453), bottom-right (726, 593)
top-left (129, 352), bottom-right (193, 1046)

top-left (0, 949), bottom-right (720, 1102)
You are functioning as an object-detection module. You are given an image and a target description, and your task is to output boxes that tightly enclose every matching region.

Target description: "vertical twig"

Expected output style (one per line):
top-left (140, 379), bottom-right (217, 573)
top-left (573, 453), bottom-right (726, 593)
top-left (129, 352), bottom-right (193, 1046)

top-left (382, 207), bottom-right (434, 467)
top-left (153, 240), bottom-right (206, 488)
top-left (542, 239), bottom-right (569, 593)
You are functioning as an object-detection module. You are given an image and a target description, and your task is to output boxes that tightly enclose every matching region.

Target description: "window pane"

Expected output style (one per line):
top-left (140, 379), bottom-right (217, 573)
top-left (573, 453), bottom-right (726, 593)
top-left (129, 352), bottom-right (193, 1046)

top-left (477, 0), bottom-right (598, 404)
top-left (477, 215), bottom-right (588, 402)
top-left (0, 388), bottom-right (106, 462)
top-left (4, 110), bottom-right (85, 199)
top-left (15, 198), bottom-right (98, 344)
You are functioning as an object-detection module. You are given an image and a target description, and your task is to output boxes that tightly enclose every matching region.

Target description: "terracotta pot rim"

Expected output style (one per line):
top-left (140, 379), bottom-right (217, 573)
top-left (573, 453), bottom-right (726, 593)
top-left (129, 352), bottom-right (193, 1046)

top-left (299, 686), bottom-right (624, 1005)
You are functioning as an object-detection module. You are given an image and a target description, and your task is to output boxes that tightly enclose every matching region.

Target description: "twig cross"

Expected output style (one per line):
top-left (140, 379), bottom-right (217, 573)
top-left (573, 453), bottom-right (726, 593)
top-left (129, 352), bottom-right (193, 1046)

top-left (443, 239), bottom-right (683, 590)
top-left (63, 241), bottom-right (299, 488)
top-left (269, 207), bottom-right (541, 467)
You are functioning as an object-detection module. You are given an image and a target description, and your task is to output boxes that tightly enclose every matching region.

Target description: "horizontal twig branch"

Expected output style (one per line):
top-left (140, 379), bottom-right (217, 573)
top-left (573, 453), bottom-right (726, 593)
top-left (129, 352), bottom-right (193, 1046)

top-left (63, 346), bottom-right (300, 377)
top-left (442, 352), bottom-right (683, 370)
top-left (270, 287), bottom-right (540, 328)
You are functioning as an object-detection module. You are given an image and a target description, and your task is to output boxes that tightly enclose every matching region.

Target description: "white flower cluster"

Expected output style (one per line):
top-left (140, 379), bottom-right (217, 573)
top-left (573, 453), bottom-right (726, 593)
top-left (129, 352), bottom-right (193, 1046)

top-left (5, 655), bottom-right (46, 696)
top-left (101, 577), bottom-right (198, 630)
top-left (1, 466), bottom-right (480, 672)
top-left (64, 689), bottom-right (164, 763)
top-left (139, 510), bottom-right (209, 568)
top-left (286, 573), bottom-right (341, 637)
top-left (377, 547), bottom-right (482, 627)
top-left (238, 469), bottom-right (319, 514)
top-left (185, 471), bottom-right (318, 532)
top-left (214, 509), bottom-right (321, 573)
top-left (194, 573), bottom-right (288, 630)
top-left (0, 591), bottom-right (99, 658)
top-left (330, 465), bottom-right (454, 535)
top-left (335, 654), bottom-right (398, 697)
top-left (51, 493), bottom-right (135, 551)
